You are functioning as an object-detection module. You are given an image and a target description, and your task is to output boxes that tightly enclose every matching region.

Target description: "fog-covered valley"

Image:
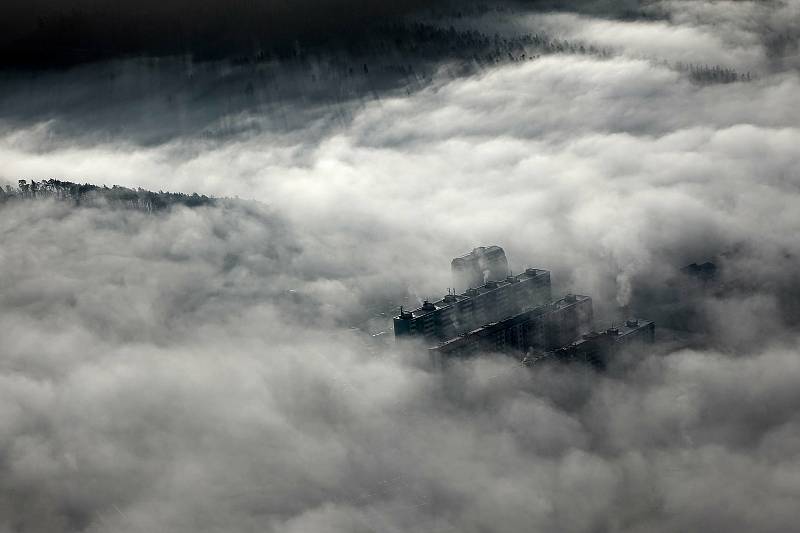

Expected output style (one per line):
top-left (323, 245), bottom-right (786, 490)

top-left (1, 1), bottom-right (800, 531)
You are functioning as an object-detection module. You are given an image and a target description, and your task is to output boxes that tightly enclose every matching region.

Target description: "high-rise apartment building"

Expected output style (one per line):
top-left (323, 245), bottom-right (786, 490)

top-left (394, 268), bottom-right (551, 343)
top-left (451, 246), bottom-right (510, 293)
top-left (395, 247), bottom-right (655, 367)
top-left (429, 294), bottom-right (593, 360)
top-left (551, 319), bottom-right (655, 368)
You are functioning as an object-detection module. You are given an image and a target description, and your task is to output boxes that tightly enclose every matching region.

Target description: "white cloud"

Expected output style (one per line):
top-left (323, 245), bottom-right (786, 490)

top-left (2, 2), bottom-right (800, 531)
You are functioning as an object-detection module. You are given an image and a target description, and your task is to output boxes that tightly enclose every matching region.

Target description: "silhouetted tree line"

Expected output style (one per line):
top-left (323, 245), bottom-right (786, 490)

top-left (679, 63), bottom-right (752, 85)
top-left (209, 22), bottom-right (616, 110)
top-left (142, 21), bottom-right (601, 69)
top-left (373, 23), bottom-right (609, 63)
top-left (234, 22), bottom-right (610, 80)
top-left (1, 179), bottom-right (214, 211)
top-left (252, 21), bottom-right (751, 91)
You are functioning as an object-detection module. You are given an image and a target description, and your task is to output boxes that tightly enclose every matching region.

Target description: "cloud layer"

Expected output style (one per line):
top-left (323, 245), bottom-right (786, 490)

top-left (2, 199), bottom-right (800, 533)
top-left (2, 1), bottom-right (800, 531)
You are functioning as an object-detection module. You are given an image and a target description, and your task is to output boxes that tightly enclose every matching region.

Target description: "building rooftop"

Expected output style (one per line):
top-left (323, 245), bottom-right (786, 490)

top-left (430, 304), bottom-right (551, 351)
top-left (550, 293), bottom-right (591, 311)
top-left (574, 318), bottom-right (654, 345)
top-left (398, 268), bottom-right (550, 319)
top-left (616, 318), bottom-right (654, 338)
top-left (451, 245), bottom-right (507, 266)
top-left (408, 294), bottom-right (469, 318)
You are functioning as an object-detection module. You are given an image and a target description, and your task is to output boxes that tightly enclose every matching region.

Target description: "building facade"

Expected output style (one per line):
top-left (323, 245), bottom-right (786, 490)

top-left (451, 245), bottom-right (510, 293)
top-left (553, 319), bottom-right (655, 367)
top-left (396, 248), bottom-right (655, 368)
top-left (429, 294), bottom-right (593, 360)
top-left (394, 268), bottom-right (552, 343)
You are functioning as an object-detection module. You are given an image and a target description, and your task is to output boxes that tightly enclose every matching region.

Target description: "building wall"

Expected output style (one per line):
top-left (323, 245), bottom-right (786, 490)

top-left (395, 269), bottom-right (552, 344)
top-left (451, 246), bottom-right (510, 292)
top-left (544, 296), bottom-right (594, 350)
top-left (555, 320), bottom-right (656, 368)
top-left (430, 298), bottom-right (591, 359)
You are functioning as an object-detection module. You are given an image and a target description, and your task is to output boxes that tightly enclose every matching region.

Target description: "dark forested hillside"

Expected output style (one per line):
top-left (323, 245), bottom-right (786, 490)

top-left (1, 179), bottom-right (215, 211)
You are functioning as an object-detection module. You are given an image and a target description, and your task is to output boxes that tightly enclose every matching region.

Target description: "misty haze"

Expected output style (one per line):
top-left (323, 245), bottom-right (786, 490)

top-left (1, 1), bottom-right (800, 532)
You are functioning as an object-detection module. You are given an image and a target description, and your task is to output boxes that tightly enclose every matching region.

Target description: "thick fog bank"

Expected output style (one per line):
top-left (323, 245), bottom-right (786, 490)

top-left (1, 199), bottom-right (800, 532)
top-left (3, 53), bottom-right (799, 319)
top-left (2, 1), bottom-right (800, 531)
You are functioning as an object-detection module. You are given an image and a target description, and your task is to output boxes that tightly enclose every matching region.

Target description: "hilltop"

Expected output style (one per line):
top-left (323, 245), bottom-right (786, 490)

top-left (1, 178), bottom-right (215, 211)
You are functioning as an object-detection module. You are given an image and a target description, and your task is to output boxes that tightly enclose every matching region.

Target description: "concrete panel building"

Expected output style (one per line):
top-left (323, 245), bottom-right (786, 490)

top-left (429, 294), bottom-right (593, 360)
top-left (544, 294), bottom-right (594, 350)
top-left (554, 318), bottom-right (655, 368)
top-left (394, 268), bottom-right (551, 344)
top-left (451, 246), bottom-right (510, 293)
top-left (396, 248), bottom-right (655, 369)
